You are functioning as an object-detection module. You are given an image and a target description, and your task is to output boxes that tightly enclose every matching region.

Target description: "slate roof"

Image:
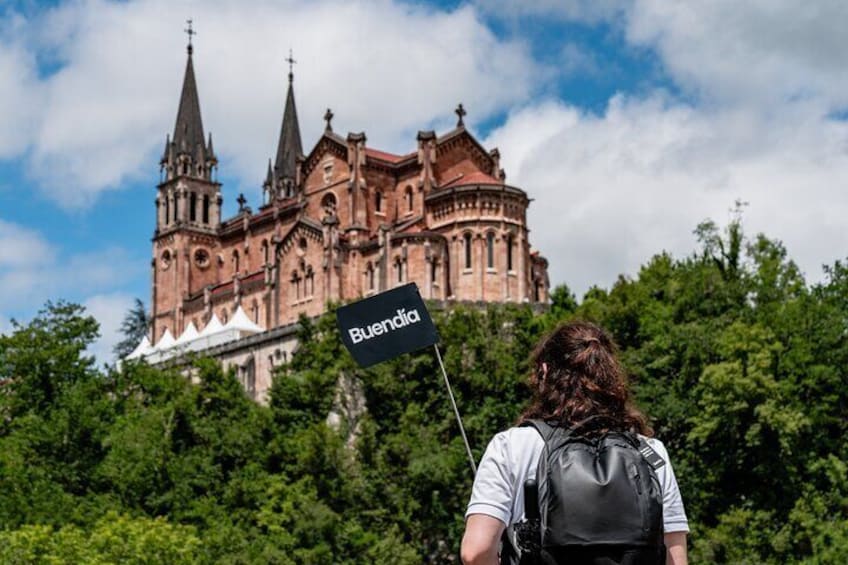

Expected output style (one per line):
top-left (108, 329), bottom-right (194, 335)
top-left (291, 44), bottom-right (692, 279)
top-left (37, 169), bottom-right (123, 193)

top-left (273, 77), bottom-right (303, 181)
top-left (172, 50), bottom-right (207, 157)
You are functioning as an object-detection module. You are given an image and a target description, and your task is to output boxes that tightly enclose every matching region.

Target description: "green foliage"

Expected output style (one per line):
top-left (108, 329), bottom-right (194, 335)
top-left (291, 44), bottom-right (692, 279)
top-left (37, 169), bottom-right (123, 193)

top-left (0, 214), bottom-right (846, 563)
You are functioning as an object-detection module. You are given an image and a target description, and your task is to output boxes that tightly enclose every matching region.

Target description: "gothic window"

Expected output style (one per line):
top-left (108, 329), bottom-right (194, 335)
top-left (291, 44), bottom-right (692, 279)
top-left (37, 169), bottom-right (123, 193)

top-left (395, 258), bottom-right (403, 283)
top-left (487, 232), bottom-right (495, 270)
top-left (405, 186), bottom-right (413, 212)
top-left (232, 250), bottom-right (240, 275)
top-left (160, 250), bottom-right (172, 271)
top-left (164, 197), bottom-right (170, 226)
top-left (375, 191), bottom-right (383, 213)
top-left (242, 357), bottom-right (256, 400)
top-left (464, 232), bottom-right (473, 270)
top-left (189, 192), bottom-right (197, 222)
top-left (305, 266), bottom-right (314, 297)
top-left (291, 271), bottom-right (302, 300)
top-left (251, 301), bottom-right (259, 323)
top-left (507, 234), bottom-right (514, 271)
top-left (431, 260), bottom-right (438, 283)
top-left (261, 240), bottom-right (269, 265)
top-left (321, 192), bottom-right (337, 216)
top-left (173, 192), bottom-right (179, 222)
top-left (202, 195), bottom-right (210, 224)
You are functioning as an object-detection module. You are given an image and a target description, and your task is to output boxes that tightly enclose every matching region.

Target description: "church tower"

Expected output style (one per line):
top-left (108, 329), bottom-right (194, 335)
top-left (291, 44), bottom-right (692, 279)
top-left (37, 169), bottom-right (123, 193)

top-left (151, 28), bottom-right (222, 342)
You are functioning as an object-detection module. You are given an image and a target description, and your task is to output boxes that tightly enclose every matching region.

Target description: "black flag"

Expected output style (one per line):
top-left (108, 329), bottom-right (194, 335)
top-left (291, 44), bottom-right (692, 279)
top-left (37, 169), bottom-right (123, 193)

top-left (336, 283), bottom-right (439, 368)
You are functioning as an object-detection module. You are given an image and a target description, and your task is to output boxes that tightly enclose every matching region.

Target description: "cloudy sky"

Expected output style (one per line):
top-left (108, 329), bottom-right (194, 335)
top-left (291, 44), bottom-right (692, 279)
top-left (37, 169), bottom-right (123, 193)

top-left (1, 0), bottom-right (847, 362)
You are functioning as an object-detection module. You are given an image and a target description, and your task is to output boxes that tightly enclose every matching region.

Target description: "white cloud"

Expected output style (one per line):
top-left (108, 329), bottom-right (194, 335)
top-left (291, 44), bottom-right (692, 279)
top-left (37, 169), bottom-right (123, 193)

top-left (486, 95), bottom-right (848, 295)
top-left (0, 0), bottom-right (541, 208)
top-left (625, 1), bottom-right (848, 111)
top-left (0, 219), bottom-right (143, 321)
top-left (0, 219), bottom-right (55, 267)
top-left (83, 292), bottom-right (135, 365)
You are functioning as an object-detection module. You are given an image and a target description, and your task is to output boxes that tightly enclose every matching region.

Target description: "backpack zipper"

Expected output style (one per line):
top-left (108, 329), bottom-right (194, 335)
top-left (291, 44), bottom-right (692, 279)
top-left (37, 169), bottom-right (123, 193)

top-left (633, 465), bottom-right (643, 495)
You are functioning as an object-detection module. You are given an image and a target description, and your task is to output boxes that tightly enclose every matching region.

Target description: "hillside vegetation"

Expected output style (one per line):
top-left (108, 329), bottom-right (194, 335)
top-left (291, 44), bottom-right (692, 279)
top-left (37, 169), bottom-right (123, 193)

top-left (1, 217), bottom-right (846, 563)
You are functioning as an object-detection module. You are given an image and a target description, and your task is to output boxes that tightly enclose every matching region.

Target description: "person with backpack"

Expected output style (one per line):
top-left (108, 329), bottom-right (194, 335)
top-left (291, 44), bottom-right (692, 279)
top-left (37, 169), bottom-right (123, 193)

top-left (461, 321), bottom-right (689, 565)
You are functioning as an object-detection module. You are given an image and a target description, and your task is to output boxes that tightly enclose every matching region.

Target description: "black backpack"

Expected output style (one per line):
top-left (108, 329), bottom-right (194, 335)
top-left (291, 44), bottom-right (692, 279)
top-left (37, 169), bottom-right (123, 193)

top-left (503, 419), bottom-right (666, 565)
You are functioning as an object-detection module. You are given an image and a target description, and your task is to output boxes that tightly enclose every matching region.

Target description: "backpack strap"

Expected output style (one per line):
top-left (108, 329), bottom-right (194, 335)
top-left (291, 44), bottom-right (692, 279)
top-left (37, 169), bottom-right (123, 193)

top-left (522, 419), bottom-right (668, 470)
top-left (520, 419), bottom-right (557, 442)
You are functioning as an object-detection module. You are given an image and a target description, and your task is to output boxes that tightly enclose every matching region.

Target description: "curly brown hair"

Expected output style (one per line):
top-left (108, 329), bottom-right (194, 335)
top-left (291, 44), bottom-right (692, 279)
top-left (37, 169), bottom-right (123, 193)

top-left (519, 320), bottom-right (652, 436)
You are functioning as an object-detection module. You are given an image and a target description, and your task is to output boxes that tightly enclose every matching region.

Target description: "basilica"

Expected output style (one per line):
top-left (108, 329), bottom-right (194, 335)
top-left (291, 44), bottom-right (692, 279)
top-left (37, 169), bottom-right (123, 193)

top-left (133, 39), bottom-right (549, 400)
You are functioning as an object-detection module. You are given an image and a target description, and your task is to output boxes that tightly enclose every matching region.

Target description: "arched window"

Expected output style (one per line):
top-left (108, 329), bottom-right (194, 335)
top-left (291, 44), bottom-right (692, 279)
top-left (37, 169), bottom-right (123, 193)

top-left (395, 258), bottom-right (403, 283)
top-left (291, 270), bottom-right (301, 300)
top-left (261, 240), bottom-right (269, 265)
top-left (242, 357), bottom-right (256, 399)
top-left (306, 266), bottom-right (314, 297)
top-left (202, 194), bottom-right (210, 224)
top-left (405, 186), bottom-right (413, 212)
top-left (487, 232), bottom-right (495, 269)
top-left (233, 250), bottom-right (240, 275)
top-left (189, 192), bottom-right (197, 222)
top-left (164, 196), bottom-right (170, 226)
top-left (251, 301), bottom-right (260, 323)
top-left (173, 192), bottom-right (179, 222)
top-left (375, 191), bottom-right (383, 213)
top-left (507, 234), bottom-right (514, 271)
top-left (430, 260), bottom-right (438, 283)
top-left (464, 232), bottom-right (473, 269)
top-left (321, 192), bottom-right (337, 216)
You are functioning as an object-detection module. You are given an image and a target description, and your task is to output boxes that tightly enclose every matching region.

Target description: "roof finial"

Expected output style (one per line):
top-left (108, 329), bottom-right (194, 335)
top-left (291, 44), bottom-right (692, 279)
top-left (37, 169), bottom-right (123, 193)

top-left (237, 193), bottom-right (247, 212)
top-left (455, 103), bottom-right (466, 127)
top-left (285, 48), bottom-right (296, 83)
top-left (324, 108), bottom-right (334, 132)
top-left (184, 18), bottom-right (196, 55)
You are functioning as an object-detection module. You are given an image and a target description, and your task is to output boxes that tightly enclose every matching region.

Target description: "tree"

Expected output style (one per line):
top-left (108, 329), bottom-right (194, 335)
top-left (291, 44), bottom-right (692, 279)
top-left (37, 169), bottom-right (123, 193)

top-left (113, 298), bottom-right (151, 359)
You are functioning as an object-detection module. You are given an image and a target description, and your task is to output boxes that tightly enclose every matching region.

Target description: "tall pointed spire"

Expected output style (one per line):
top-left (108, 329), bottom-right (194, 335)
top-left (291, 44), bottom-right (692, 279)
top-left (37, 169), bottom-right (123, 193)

top-left (272, 51), bottom-right (303, 194)
top-left (172, 35), bottom-right (206, 159)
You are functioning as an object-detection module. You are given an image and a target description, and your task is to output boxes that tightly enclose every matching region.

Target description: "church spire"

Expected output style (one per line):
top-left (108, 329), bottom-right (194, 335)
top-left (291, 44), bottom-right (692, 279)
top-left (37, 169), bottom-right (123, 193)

top-left (162, 20), bottom-right (214, 183)
top-left (172, 22), bottom-right (206, 159)
top-left (271, 51), bottom-right (303, 198)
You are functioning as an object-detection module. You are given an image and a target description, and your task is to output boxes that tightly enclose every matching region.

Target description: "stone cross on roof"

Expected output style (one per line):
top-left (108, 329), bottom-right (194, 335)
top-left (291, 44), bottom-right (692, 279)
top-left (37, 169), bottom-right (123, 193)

top-left (237, 193), bottom-right (247, 212)
top-left (324, 108), bottom-right (334, 132)
top-left (285, 49), bottom-right (296, 83)
top-left (455, 103), bottom-right (466, 127)
top-left (184, 18), bottom-right (196, 54)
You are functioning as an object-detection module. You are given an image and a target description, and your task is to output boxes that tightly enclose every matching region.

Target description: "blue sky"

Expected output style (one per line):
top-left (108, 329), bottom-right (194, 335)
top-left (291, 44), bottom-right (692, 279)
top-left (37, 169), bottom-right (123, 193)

top-left (1, 0), bottom-right (847, 362)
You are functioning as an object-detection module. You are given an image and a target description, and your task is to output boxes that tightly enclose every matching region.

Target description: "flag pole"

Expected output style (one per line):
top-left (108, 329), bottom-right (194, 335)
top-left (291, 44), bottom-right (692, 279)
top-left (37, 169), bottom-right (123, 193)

top-left (433, 344), bottom-right (477, 475)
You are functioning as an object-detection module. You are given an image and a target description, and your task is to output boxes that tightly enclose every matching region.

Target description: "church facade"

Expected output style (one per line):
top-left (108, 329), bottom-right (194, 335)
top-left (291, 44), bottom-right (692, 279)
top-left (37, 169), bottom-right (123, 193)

top-left (149, 43), bottom-right (549, 396)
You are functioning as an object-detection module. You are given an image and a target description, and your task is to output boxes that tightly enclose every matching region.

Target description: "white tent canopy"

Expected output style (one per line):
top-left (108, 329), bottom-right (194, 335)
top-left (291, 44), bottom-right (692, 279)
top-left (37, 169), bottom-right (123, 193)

top-left (175, 321), bottom-right (199, 345)
top-left (199, 313), bottom-right (224, 337)
top-left (225, 305), bottom-right (264, 334)
top-left (125, 335), bottom-right (152, 360)
top-left (155, 328), bottom-right (176, 350)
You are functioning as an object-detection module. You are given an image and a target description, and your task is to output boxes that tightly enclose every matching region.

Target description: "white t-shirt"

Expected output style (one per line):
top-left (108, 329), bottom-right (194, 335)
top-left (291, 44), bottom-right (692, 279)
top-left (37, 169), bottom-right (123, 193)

top-left (466, 427), bottom-right (689, 533)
